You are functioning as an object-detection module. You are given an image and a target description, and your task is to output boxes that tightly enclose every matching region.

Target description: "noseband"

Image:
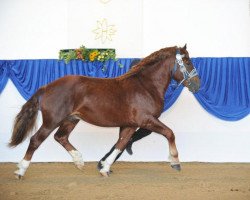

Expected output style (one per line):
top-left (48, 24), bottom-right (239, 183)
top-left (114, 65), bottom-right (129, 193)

top-left (171, 50), bottom-right (198, 87)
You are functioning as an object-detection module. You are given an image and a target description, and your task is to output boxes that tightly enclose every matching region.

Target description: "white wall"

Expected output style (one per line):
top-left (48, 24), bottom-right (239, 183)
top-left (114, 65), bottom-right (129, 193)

top-left (143, 0), bottom-right (250, 57)
top-left (0, 0), bottom-right (250, 163)
top-left (0, 0), bottom-right (143, 58)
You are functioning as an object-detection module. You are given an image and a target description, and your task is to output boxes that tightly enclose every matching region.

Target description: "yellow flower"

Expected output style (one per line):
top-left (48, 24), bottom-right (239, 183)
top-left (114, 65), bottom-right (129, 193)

top-left (89, 51), bottom-right (100, 61)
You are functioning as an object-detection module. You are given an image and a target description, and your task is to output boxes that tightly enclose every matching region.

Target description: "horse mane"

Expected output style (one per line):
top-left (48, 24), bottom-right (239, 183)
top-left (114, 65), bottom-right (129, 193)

top-left (118, 46), bottom-right (177, 79)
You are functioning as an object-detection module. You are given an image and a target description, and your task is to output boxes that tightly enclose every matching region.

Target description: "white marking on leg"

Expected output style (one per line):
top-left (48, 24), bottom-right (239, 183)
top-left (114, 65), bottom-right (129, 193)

top-left (69, 150), bottom-right (84, 169)
top-left (100, 149), bottom-right (121, 174)
top-left (14, 159), bottom-right (30, 177)
top-left (168, 154), bottom-right (180, 166)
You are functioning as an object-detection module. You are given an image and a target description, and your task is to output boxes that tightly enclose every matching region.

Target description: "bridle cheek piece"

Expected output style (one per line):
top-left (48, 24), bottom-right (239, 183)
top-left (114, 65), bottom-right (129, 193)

top-left (172, 51), bottom-right (198, 87)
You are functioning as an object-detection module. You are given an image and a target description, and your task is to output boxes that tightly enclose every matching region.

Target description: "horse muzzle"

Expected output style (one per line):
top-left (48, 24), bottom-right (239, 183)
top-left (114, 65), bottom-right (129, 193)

top-left (186, 76), bottom-right (200, 93)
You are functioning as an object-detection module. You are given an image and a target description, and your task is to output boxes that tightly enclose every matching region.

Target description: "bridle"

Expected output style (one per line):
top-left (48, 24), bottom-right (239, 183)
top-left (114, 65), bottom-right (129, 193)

top-left (171, 50), bottom-right (198, 87)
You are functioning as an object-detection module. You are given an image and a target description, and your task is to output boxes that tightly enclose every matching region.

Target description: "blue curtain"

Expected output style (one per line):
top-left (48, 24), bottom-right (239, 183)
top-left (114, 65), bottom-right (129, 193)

top-left (192, 57), bottom-right (250, 121)
top-left (0, 60), bottom-right (9, 93)
top-left (0, 58), bottom-right (249, 121)
top-left (7, 59), bottom-right (133, 100)
top-left (163, 80), bottom-right (183, 111)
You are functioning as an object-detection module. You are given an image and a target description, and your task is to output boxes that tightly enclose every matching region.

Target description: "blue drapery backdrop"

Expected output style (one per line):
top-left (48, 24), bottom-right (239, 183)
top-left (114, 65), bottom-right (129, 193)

top-left (0, 58), bottom-right (249, 121)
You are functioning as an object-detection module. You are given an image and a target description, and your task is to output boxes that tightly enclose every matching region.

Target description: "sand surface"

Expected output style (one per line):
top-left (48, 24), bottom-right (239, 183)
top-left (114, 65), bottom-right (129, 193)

top-left (0, 162), bottom-right (250, 200)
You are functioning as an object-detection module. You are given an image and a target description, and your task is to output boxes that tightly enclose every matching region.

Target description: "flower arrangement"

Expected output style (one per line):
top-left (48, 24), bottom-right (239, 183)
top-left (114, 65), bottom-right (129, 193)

top-left (59, 46), bottom-right (116, 64)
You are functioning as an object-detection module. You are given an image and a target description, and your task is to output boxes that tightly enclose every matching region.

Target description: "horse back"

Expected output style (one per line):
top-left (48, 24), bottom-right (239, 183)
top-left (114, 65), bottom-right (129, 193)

top-left (73, 75), bottom-right (164, 127)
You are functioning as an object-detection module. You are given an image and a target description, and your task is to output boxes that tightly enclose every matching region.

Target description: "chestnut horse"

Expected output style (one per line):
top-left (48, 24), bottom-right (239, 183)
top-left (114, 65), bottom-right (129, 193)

top-left (9, 45), bottom-right (200, 178)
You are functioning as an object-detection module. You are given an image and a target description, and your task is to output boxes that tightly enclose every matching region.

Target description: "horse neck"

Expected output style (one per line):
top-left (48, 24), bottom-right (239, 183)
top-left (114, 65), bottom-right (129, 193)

top-left (137, 58), bottom-right (173, 99)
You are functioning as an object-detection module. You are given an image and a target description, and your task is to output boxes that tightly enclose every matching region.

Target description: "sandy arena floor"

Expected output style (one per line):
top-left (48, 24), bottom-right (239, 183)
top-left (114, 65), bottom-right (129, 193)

top-left (0, 162), bottom-right (250, 200)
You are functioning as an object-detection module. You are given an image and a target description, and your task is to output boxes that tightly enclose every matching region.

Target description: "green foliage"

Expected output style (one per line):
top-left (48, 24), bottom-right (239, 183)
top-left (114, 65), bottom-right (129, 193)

top-left (59, 46), bottom-right (117, 64)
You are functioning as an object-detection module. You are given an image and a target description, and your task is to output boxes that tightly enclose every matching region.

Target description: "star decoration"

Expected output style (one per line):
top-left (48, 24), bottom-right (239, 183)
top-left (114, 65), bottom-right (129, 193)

top-left (93, 18), bottom-right (116, 44)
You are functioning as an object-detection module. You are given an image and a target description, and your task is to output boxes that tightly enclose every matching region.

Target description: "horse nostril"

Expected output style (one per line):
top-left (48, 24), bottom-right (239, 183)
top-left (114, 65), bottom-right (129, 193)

top-left (194, 84), bottom-right (200, 93)
top-left (190, 82), bottom-right (200, 93)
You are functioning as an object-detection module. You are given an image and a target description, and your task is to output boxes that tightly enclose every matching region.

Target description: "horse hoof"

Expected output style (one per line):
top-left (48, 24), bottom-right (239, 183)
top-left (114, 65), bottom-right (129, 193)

top-left (100, 171), bottom-right (110, 177)
top-left (14, 170), bottom-right (24, 180)
top-left (97, 162), bottom-right (113, 174)
top-left (125, 143), bottom-right (133, 155)
top-left (14, 172), bottom-right (23, 180)
top-left (97, 161), bottom-right (103, 170)
top-left (171, 164), bottom-right (181, 171)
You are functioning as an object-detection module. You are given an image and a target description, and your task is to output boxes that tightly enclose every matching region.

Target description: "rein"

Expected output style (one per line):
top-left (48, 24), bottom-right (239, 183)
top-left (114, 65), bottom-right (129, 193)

top-left (171, 50), bottom-right (198, 87)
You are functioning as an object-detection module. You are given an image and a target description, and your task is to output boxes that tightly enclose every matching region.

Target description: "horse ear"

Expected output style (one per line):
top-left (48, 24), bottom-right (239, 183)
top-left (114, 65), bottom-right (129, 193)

top-left (183, 44), bottom-right (187, 50)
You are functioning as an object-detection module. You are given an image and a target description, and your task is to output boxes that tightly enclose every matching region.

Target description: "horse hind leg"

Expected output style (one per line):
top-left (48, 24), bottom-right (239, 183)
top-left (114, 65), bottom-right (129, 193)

top-left (53, 117), bottom-right (84, 170)
top-left (14, 125), bottom-right (54, 179)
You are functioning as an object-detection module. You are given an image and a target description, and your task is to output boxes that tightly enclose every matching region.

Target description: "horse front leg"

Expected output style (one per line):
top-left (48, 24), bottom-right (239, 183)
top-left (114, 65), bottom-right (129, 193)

top-left (142, 117), bottom-right (181, 171)
top-left (97, 127), bottom-right (152, 169)
top-left (97, 127), bottom-right (124, 171)
top-left (99, 127), bottom-right (136, 177)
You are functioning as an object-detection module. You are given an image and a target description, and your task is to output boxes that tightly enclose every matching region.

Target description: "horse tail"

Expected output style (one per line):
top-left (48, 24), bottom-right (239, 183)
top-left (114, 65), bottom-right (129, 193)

top-left (9, 88), bottom-right (44, 147)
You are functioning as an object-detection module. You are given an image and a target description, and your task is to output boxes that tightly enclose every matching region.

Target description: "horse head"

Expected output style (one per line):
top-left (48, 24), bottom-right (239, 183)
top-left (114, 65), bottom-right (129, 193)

top-left (171, 44), bottom-right (200, 93)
